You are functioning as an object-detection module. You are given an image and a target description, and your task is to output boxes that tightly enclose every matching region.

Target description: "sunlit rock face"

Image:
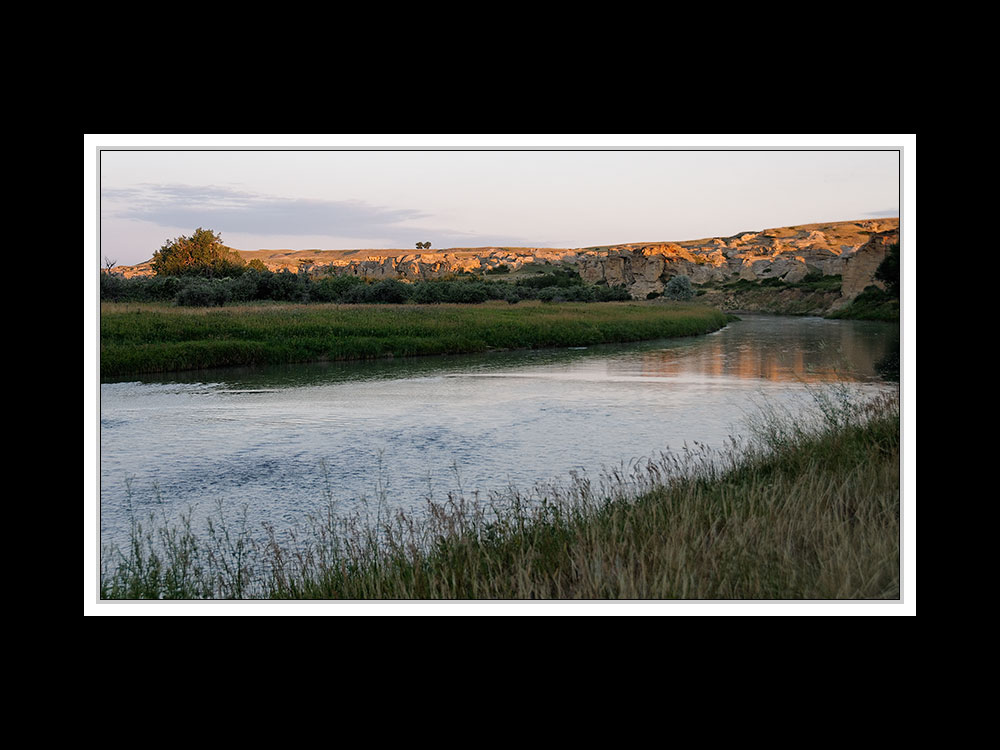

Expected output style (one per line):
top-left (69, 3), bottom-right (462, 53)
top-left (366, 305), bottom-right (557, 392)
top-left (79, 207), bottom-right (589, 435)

top-left (109, 219), bottom-right (899, 303)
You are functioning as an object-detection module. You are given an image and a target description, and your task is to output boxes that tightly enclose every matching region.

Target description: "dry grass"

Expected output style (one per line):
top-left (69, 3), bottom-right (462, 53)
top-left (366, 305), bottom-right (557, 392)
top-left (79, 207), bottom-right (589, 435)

top-left (100, 387), bottom-right (900, 601)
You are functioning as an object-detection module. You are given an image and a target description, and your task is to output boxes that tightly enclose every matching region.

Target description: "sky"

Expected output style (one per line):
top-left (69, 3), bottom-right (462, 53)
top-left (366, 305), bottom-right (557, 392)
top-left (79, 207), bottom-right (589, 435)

top-left (91, 136), bottom-right (905, 268)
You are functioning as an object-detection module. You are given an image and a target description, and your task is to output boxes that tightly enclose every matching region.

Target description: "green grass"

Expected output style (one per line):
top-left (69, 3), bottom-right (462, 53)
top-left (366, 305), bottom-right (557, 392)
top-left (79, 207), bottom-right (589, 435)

top-left (716, 273), bottom-right (843, 294)
top-left (828, 286), bottom-right (899, 322)
top-left (100, 387), bottom-right (900, 600)
top-left (100, 300), bottom-right (734, 377)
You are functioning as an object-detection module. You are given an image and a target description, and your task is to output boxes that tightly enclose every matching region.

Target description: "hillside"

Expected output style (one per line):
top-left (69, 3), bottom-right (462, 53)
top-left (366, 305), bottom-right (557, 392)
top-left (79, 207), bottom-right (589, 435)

top-left (110, 218), bottom-right (899, 308)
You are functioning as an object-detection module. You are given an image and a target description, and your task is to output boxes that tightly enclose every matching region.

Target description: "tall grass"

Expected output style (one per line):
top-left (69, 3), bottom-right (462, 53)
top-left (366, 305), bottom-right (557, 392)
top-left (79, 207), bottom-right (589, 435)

top-left (100, 386), bottom-right (900, 600)
top-left (100, 301), bottom-right (733, 377)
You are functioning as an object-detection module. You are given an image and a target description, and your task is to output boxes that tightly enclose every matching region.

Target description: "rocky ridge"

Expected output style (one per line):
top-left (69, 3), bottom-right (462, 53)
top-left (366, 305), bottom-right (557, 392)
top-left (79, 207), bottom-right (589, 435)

top-left (112, 218), bottom-right (899, 305)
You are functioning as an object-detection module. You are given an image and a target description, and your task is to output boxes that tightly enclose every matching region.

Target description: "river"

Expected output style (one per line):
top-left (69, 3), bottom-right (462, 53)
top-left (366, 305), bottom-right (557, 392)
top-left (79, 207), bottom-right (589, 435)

top-left (98, 314), bottom-right (899, 557)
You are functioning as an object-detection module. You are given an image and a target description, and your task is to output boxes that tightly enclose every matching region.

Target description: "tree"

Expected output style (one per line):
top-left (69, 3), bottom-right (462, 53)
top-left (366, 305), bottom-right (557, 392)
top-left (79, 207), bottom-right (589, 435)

top-left (415, 241), bottom-right (432, 249)
top-left (151, 228), bottom-right (246, 277)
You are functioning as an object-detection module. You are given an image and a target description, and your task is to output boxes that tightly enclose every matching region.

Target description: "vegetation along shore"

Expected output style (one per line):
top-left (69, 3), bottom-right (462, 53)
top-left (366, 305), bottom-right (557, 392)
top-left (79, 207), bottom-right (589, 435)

top-left (100, 387), bottom-right (900, 600)
top-left (100, 300), bottom-right (734, 378)
top-left (99, 224), bottom-right (899, 378)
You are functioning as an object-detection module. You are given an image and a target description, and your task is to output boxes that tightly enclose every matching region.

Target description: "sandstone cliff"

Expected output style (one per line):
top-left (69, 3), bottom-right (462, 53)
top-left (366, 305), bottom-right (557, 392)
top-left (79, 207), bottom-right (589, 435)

top-left (111, 218), bottom-right (899, 305)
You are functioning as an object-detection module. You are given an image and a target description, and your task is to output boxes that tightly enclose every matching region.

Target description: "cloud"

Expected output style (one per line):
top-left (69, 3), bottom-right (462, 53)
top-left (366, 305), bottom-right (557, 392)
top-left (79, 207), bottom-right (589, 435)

top-left (101, 183), bottom-right (544, 249)
top-left (101, 183), bottom-right (433, 239)
top-left (863, 208), bottom-right (900, 217)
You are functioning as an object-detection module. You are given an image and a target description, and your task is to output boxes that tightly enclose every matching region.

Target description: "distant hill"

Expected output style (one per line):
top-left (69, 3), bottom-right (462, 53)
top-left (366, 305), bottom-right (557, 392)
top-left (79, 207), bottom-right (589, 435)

top-left (109, 218), bottom-right (899, 306)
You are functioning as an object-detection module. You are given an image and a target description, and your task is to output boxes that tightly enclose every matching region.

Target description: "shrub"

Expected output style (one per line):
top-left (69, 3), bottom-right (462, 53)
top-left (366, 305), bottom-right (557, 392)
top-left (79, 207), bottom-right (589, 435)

top-left (101, 268), bottom-right (635, 306)
top-left (758, 277), bottom-right (787, 288)
top-left (516, 267), bottom-right (584, 289)
top-left (828, 285), bottom-right (898, 322)
top-left (409, 282), bottom-right (445, 304)
top-left (309, 275), bottom-right (365, 302)
top-left (227, 271), bottom-right (261, 303)
top-left (594, 285), bottom-right (631, 301)
top-left (796, 273), bottom-right (842, 293)
top-left (368, 279), bottom-right (410, 304)
top-left (100, 273), bottom-right (129, 302)
top-left (663, 275), bottom-right (694, 301)
top-left (256, 270), bottom-right (302, 302)
top-left (340, 282), bottom-right (376, 304)
top-left (174, 278), bottom-right (230, 307)
top-left (144, 275), bottom-right (183, 301)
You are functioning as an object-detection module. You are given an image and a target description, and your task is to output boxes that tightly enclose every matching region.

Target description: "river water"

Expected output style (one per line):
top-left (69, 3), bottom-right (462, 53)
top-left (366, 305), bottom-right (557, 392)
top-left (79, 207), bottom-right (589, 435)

top-left (98, 314), bottom-right (899, 556)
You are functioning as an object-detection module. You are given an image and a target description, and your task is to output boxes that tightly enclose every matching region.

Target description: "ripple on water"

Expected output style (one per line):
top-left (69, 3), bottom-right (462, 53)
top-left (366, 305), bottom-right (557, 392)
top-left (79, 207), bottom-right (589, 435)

top-left (98, 315), bottom-right (899, 553)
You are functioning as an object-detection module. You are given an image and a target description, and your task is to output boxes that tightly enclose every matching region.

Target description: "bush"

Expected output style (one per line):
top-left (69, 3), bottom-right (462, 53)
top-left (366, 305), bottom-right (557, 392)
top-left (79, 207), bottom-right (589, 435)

top-left (100, 274), bottom-right (183, 303)
top-left (226, 271), bottom-right (261, 303)
top-left (599, 285), bottom-right (631, 301)
top-left (663, 275), bottom-right (694, 301)
top-left (101, 268), bottom-right (635, 306)
top-left (795, 273), bottom-right (842, 293)
top-left (144, 275), bottom-right (183, 301)
top-left (100, 273), bottom-right (129, 302)
top-left (174, 278), bottom-right (230, 307)
top-left (409, 282), bottom-right (445, 304)
top-left (309, 275), bottom-right (365, 302)
top-left (828, 285), bottom-right (898, 322)
top-left (758, 277), bottom-right (787, 288)
top-left (368, 279), bottom-right (410, 304)
top-left (516, 267), bottom-right (584, 289)
top-left (256, 270), bottom-right (303, 302)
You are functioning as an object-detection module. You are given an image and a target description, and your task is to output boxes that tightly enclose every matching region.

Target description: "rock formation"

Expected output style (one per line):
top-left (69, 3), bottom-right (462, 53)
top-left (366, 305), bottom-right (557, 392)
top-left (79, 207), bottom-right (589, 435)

top-left (839, 229), bottom-right (899, 301)
top-left (108, 218), bottom-right (899, 305)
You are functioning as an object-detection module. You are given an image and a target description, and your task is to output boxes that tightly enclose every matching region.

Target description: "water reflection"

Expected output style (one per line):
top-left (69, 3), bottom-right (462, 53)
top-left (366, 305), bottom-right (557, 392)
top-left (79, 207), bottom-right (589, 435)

top-left (629, 316), bottom-right (897, 383)
top-left (105, 314), bottom-right (897, 390)
top-left (99, 314), bottom-right (899, 557)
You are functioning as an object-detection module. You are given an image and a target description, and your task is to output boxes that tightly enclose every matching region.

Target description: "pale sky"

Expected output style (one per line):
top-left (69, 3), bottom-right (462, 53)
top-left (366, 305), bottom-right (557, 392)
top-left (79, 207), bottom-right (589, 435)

top-left (90, 136), bottom-right (905, 267)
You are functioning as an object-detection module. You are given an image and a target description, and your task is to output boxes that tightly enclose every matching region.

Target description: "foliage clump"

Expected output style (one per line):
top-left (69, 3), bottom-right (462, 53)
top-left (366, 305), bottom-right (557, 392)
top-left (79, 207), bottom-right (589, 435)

top-left (151, 228), bottom-right (247, 278)
top-left (663, 275), bottom-right (695, 301)
top-left (102, 264), bottom-right (632, 307)
top-left (874, 243), bottom-right (900, 297)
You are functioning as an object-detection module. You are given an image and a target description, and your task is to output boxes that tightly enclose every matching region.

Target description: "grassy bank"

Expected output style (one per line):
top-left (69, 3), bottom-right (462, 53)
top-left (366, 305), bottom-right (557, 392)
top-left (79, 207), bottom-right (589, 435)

top-left (100, 387), bottom-right (900, 600)
top-left (827, 286), bottom-right (900, 322)
top-left (696, 275), bottom-right (845, 316)
top-left (100, 300), bottom-right (734, 377)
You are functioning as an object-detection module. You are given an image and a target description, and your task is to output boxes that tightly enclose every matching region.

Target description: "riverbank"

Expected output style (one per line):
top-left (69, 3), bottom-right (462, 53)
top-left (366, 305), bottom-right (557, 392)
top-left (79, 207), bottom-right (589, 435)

top-left (100, 387), bottom-right (900, 600)
top-left (699, 285), bottom-right (844, 317)
top-left (100, 301), bottom-right (735, 378)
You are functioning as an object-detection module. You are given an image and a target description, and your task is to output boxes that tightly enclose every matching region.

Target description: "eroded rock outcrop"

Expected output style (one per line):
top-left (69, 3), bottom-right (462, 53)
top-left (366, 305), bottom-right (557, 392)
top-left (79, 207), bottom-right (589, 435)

top-left (109, 218), bottom-right (899, 304)
top-left (839, 229), bottom-right (899, 301)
